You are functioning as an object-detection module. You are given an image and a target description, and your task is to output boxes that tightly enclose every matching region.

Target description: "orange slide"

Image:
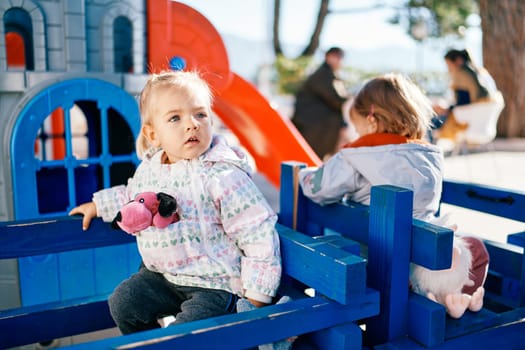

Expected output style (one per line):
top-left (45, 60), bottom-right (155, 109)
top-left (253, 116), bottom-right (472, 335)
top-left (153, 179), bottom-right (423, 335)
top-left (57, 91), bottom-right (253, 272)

top-left (146, 0), bottom-right (321, 187)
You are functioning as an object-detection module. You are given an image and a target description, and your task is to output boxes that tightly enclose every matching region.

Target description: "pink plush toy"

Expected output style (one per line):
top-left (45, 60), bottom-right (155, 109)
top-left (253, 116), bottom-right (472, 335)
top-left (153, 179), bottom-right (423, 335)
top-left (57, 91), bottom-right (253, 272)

top-left (112, 192), bottom-right (180, 235)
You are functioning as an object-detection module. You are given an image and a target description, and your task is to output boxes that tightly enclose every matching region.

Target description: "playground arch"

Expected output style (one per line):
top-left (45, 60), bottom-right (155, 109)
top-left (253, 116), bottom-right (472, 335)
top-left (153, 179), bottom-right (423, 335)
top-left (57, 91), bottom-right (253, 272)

top-left (10, 77), bottom-right (142, 305)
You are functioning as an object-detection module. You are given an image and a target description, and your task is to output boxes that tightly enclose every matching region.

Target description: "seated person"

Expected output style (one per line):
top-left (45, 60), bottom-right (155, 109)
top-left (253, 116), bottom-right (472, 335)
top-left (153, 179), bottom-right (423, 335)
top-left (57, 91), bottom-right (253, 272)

top-left (431, 49), bottom-right (498, 142)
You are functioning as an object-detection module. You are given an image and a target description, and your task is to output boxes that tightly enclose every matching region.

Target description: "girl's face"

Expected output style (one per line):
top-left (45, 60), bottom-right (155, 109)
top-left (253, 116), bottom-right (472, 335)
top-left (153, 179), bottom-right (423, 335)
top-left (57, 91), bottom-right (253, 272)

top-left (445, 57), bottom-right (463, 73)
top-left (142, 85), bottom-right (213, 163)
top-left (349, 107), bottom-right (380, 138)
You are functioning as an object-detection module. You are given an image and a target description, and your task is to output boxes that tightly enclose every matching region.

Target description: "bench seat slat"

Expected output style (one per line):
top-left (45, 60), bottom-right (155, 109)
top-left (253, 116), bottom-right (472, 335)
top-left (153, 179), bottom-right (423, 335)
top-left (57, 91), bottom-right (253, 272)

top-left (67, 293), bottom-right (379, 350)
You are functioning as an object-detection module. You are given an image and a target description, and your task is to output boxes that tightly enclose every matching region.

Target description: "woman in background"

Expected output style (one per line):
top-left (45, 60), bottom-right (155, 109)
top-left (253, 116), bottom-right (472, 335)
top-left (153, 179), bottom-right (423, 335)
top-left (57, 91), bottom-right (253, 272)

top-left (432, 48), bottom-right (498, 141)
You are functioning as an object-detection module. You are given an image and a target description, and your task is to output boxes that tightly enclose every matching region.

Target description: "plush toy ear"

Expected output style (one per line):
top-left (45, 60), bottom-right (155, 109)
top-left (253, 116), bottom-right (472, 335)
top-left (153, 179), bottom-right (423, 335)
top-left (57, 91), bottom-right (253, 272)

top-left (157, 192), bottom-right (177, 217)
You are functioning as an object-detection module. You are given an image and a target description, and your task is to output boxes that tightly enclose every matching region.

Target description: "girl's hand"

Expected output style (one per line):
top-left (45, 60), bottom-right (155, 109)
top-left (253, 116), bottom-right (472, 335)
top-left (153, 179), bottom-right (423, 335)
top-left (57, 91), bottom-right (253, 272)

top-left (69, 202), bottom-right (97, 231)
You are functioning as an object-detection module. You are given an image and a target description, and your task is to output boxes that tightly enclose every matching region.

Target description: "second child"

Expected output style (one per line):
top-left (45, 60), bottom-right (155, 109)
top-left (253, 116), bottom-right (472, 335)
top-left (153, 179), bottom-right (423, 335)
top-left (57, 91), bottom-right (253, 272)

top-left (299, 73), bottom-right (489, 319)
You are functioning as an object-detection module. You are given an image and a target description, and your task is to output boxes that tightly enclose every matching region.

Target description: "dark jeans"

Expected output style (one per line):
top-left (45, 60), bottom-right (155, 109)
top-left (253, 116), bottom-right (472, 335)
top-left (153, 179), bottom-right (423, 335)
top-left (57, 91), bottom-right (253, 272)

top-left (108, 266), bottom-right (238, 334)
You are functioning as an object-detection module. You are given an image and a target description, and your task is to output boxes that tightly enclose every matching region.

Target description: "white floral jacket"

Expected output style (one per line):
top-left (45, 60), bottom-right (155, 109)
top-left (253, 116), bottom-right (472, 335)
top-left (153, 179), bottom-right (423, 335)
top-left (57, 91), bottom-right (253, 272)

top-left (93, 136), bottom-right (281, 303)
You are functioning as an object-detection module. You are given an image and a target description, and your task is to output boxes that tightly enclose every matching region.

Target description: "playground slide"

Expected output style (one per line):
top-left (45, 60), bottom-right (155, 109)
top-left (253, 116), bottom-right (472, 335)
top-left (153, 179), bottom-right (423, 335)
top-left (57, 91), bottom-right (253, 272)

top-left (213, 73), bottom-right (321, 186)
top-left (147, 1), bottom-right (321, 187)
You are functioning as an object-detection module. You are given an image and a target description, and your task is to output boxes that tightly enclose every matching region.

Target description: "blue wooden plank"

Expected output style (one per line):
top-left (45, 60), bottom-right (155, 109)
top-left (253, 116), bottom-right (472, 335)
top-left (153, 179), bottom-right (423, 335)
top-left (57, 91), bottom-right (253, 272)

top-left (0, 295), bottom-right (114, 348)
top-left (279, 162), bottom-right (370, 239)
top-left (278, 224), bottom-right (367, 303)
top-left (378, 318), bottom-right (525, 349)
top-left (0, 216), bottom-right (136, 259)
top-left (407, 292), bottom-right (446, 347)
top-left (365, 185), bottom-right (413, 346)
top-left (308, 322), bottom-right (363, 350)
top-left (442, 180), bottom-right (525, 222)
top-left (443, 319), bottom-right (525, 349)
top-left (65, 293), bottom-right (379, 350)
top-left (475, 240), bottom-right (524, 308)
top-left (305, 200), bottom-right (370, 244)
top-left (313, 234), bottom-right (361, 256)
top-left (280, 163), bottom-right (451, 271)
top-left (411, 219), bottom-right (453, 270)
top-left (507, 231), bottom-right (525, 247)
top-left (279, 162), bottom-right (306, 230)
top-left (485, 240), bottom-right (522, 280)
top-left (445, 304), bottom-right (525, 339)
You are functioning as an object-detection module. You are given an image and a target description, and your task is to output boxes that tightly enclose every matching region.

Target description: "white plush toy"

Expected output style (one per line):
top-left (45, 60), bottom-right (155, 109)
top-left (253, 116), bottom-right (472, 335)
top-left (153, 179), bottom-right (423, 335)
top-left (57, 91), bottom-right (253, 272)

top-left (410, 236), bottom-right (485, 318)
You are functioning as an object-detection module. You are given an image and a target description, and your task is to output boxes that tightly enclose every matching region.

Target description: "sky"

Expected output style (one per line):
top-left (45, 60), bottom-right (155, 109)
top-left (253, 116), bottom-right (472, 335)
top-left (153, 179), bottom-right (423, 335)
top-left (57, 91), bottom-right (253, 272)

top-left (174, 0), bottom-right (483, 73)
top-left (176, 0), bottom-right (414, 51)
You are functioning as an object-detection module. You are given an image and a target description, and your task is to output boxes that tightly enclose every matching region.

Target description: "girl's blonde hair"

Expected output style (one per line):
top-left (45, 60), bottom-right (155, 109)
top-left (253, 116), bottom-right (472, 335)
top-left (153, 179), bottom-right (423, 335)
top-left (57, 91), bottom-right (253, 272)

top-left (135, 70), bottom-right (213, 158)
top-left (351, 73), bottom-right (434, 139)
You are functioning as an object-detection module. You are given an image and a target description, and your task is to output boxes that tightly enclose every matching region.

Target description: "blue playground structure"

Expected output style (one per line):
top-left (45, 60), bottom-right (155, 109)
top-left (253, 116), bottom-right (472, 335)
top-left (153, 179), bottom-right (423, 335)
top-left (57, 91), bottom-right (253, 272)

top-left (0, 0), bottom-right (148, 313)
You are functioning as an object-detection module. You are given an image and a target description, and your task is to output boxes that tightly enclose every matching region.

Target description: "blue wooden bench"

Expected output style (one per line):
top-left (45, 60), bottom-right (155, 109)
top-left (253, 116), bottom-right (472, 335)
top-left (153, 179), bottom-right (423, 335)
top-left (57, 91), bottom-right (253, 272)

top-left (279, 162), bottom-right (525, 349)
top-left (2, 161), bottom-right (525, 349)
top-left (0, 196), bottom-right (379, 347)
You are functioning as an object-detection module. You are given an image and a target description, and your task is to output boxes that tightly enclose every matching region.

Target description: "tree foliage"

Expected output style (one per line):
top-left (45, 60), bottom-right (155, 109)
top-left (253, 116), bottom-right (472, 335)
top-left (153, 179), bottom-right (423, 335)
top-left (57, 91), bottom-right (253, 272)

top-left (272, 0), bottom-right (330, 94)
top-left (272, 0), bottom-right (525, 136)
top-left (272, 0), bottom-right (479, 94)
top-left (401, 0), bottom-right (478, 40)
top-left (404, 0), bottom-right (525, 137)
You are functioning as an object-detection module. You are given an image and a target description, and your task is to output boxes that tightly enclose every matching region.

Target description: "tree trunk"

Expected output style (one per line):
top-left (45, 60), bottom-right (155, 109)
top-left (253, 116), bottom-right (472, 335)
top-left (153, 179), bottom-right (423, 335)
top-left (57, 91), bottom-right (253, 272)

top-left (301, 0), bottom-right (330, 57)
top-left (273, 0), bottom-right (283, 55)
top-left (272, 0), bottom-right (330, 58)
top-left (479, 0), bottom-right (525, 137)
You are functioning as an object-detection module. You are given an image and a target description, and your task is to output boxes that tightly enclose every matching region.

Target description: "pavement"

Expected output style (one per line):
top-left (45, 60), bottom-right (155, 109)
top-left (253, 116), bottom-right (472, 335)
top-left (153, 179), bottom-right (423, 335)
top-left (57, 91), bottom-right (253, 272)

top-left (439, 138), bottom-right (525, 243)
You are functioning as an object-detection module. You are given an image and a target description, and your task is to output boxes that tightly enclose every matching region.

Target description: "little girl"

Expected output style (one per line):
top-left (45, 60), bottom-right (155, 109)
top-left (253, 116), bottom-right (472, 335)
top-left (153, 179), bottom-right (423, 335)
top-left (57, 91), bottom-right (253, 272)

top-left (298, 73), bottom-right (488, 319)
top-left (70, 71), bottom-right (282, 334)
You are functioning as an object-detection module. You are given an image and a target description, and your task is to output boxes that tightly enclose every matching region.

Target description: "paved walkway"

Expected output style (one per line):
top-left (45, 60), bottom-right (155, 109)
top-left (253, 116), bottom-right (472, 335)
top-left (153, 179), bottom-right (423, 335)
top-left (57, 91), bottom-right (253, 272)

top-left (440, 139), bottom-right (525, 243)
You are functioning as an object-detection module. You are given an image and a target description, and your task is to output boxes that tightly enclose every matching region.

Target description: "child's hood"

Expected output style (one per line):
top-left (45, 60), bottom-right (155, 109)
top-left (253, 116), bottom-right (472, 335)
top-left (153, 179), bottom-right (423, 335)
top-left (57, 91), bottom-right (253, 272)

top-left (202, 135), bottom-right (253, 174)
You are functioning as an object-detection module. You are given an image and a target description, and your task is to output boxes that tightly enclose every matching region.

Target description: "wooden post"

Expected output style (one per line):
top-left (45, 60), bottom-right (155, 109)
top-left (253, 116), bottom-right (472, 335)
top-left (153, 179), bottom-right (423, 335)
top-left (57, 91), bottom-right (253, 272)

top-left (365, 185), bottom-right (413, 345)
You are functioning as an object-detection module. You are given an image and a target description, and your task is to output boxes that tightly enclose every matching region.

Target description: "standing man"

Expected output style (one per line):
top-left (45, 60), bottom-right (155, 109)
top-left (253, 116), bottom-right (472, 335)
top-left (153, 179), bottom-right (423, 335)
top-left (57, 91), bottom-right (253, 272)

top-left (291, 47), bottom-right (349, 160)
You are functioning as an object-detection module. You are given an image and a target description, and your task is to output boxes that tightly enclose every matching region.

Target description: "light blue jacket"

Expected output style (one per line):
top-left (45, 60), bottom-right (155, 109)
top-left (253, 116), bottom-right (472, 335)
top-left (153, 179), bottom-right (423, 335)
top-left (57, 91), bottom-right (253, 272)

top-left (299, 140), bottom-right (444, 222)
